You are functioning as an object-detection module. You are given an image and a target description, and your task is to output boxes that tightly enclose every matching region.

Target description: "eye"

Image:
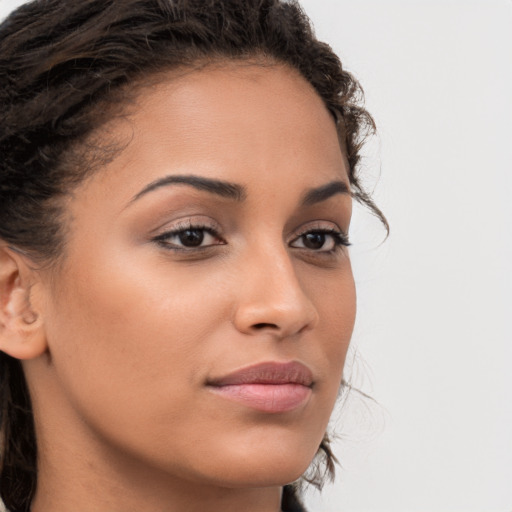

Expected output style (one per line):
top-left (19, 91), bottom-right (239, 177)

top-left (153, 224), bottom-right (225, 250)
top-left (290, 228), bottom-right (350, 252)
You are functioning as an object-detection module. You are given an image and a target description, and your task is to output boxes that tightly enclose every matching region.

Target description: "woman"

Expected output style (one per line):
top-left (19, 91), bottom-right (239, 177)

top-left (0, 0), bottom-right (387, 511)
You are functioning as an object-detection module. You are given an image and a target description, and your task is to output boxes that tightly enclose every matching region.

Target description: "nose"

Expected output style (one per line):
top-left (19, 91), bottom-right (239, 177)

top-left (232, 246), bottom-right (319, 338)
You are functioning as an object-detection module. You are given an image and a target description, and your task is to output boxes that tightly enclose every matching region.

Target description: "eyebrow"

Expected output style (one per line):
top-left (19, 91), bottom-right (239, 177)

top-left (129, 174), bottom-right (350, 206)
top-left (300, 180), bottom-right (350, 205)
top-left (129, 174), bottom-right (247, 204)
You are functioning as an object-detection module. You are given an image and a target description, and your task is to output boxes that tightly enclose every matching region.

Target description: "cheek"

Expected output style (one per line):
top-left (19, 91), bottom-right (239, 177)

top-left (308, 261), bottom-right (356, 398)
top-left (310, 259), bottom-right (356, 346)
top-left (49, 246), bottom-right (225, 347)
top-left (43, 250), bottom-right (227, 432)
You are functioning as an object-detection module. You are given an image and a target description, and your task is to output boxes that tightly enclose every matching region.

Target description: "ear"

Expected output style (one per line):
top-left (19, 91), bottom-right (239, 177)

top-left (0, 244), bottom-right (48, 360)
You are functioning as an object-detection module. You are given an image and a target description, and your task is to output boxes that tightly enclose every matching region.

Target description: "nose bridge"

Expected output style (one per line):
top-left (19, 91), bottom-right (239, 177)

top-left (233, 238), bottom-right (319, 337)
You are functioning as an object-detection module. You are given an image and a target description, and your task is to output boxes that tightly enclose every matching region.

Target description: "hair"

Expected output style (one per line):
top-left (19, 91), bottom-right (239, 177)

top-left (0, 0), bottom-right (388, 510)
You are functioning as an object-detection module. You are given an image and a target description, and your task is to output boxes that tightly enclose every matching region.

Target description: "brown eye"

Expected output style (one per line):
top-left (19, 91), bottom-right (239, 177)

top-left (153, 225), bottom-right (225, 251)
top-left (290, 228), bottom-right (350, 252)
top-left (302, 232), bottom-right (326, 250)
top-left (178, 229), bottom-right (204, 247)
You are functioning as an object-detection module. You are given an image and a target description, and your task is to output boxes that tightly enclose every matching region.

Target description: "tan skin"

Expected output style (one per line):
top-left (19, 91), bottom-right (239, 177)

top-left (0, 64), bottom-right (355, 512)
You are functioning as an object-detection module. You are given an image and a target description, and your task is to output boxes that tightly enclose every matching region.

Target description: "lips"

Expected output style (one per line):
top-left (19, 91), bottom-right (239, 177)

top-left (207, 361), bottom-right (313, 413)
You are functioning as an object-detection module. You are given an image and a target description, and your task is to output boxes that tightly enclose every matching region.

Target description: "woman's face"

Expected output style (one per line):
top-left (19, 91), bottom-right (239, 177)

top-left (33, 64), bottom-right (356, 488)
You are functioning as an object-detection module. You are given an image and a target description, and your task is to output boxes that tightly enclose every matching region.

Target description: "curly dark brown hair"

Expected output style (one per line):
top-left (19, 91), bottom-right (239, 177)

top-left (0, 1), bottom-right (387, 510)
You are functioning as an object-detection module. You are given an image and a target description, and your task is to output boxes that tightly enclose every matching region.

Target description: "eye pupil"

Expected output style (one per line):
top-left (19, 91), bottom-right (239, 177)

top-left (179, 229), bottom-right (204, 247)
top-left (303, 232), bottom-right (325, 249)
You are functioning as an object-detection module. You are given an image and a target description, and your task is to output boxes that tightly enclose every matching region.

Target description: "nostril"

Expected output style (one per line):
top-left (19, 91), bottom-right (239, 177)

top-left (252, 322), bottom-right (278, 330)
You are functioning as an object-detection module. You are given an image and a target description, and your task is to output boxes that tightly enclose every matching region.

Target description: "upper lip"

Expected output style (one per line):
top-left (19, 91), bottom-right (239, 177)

top-left (207, 361), bottom-right (314, 387)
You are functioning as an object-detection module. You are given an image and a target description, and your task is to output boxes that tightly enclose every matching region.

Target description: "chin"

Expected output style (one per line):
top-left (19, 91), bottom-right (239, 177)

top-left (194, 437), bottom-right (319, 489)
top-left (209, 462), bottom-right (310, 490)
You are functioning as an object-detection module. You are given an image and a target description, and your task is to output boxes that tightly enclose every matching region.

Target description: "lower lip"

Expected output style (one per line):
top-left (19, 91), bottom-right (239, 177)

top-left (208, 383), bottom-right (312, 413)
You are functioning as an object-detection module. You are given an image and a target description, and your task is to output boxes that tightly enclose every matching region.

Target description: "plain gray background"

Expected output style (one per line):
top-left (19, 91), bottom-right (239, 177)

top-left (1, 1), bottom-right (511, 511)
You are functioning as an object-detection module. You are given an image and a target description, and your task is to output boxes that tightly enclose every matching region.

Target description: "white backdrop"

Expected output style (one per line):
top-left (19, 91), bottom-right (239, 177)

top-left (1, 1), bottom-right (511, 511)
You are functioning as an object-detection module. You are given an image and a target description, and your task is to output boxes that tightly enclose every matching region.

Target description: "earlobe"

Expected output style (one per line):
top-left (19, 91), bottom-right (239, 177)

top-left (0, 245), bottom-right (48, 360)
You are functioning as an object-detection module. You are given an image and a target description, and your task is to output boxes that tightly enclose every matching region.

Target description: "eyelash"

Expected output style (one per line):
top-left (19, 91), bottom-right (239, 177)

top-left (152, 222), bottom-right (350, 254)
top-left (291, 227), bottom-right (351, 253)
top-left (152, 221), bottom-right (224, 252)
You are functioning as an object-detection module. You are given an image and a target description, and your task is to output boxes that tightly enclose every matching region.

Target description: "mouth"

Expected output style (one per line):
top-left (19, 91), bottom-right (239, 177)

top-left (206, 361), bottom-right (314, 413)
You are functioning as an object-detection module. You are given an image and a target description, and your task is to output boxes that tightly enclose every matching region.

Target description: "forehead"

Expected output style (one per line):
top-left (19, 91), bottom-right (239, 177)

top-left (78, 63), bottom-right (348, 204)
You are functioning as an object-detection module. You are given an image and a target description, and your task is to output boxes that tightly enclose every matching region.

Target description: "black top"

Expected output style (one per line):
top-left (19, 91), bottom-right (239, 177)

top-left (283, 502), bottom-right (308, 512)
top-left (282, 485), bottom-right (308, 512)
